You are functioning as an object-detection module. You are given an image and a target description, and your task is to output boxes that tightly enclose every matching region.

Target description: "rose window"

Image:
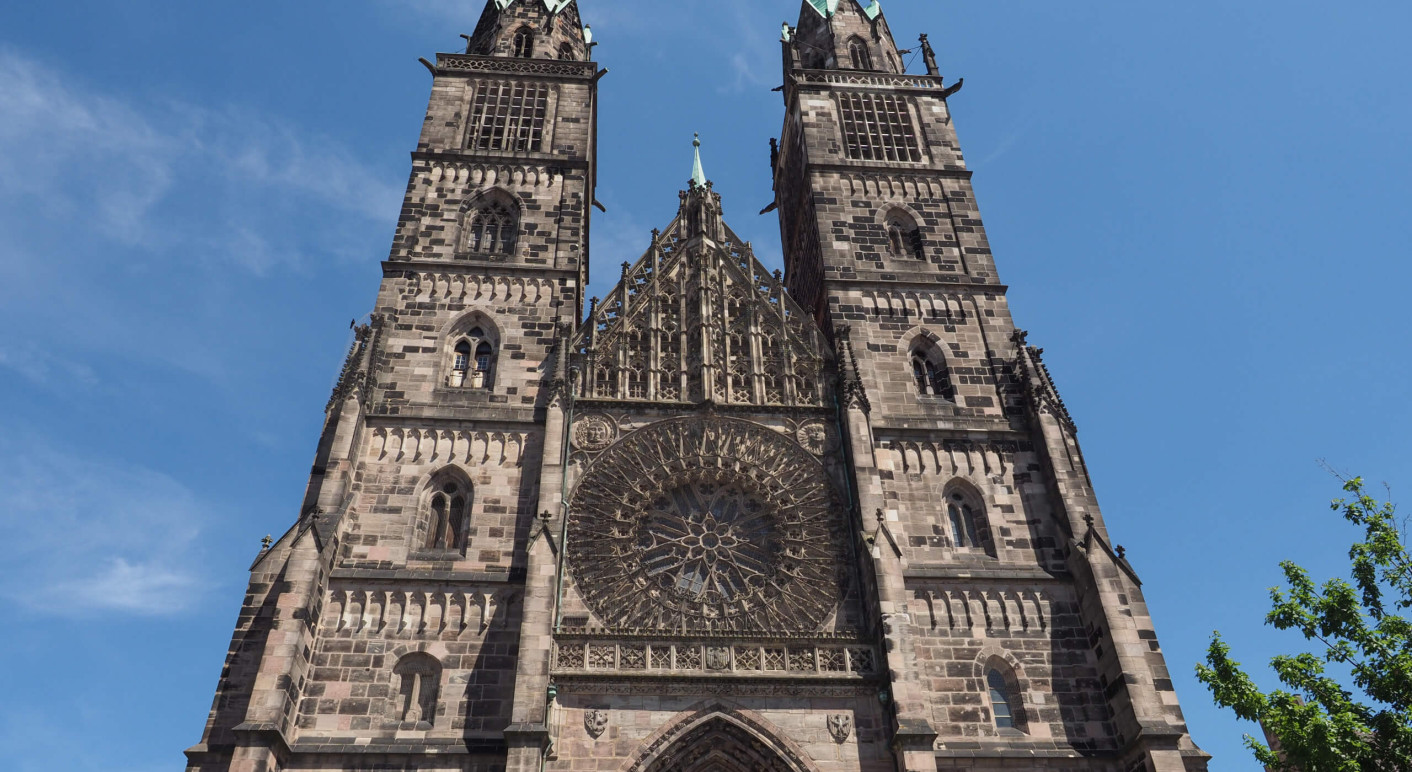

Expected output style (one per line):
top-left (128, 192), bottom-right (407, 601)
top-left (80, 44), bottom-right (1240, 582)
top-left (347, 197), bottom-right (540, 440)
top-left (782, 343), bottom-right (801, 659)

top-left (642, 483), bottom-right (775, 602)
top-left (566, 417), bottom-right (844, 632)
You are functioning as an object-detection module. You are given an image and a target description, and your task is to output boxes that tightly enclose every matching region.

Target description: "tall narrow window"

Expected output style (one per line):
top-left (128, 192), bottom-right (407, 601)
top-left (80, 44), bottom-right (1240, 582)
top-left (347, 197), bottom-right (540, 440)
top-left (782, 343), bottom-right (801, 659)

top-left (910, 344), bottom-right (954, 399)
top-left (394, 654), bottom-right (442, 727)
top-left (511, 27), bottom-right (535, 58)
top-left (474, 341), bottom-right (493, 388)
top-left (886, 210), bottom-right (924, 260)
top-left (848, 37), bottom-right (872, 71)
top-left (467, 201), bottom-right (517, 255)
top-left (988, 669), bottom-right (1018, 729)
top-left (425, 477), bottom-right (470, 550)
top-left (453, 340), bottom-right (471, 373)
top-left (948, 493), bottom-right (980, 549)
top-left (449, 326), bottom-right (496, 389)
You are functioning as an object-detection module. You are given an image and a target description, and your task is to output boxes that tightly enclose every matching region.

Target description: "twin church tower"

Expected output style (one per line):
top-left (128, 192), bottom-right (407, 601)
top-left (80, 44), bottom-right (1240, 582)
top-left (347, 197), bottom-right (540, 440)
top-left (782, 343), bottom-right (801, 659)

top-left (186, 2), bottom-right (1209, 771)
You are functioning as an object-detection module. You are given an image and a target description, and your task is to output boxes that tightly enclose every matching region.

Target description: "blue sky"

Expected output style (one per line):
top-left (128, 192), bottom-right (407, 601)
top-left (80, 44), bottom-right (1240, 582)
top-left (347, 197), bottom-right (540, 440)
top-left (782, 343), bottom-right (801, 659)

top-left (1, 1), bottom-right (1409, 769)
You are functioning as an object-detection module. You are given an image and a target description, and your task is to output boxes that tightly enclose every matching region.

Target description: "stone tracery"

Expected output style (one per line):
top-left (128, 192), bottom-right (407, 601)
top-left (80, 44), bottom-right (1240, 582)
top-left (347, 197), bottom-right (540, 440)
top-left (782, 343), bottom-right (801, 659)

top-left (569, 187), bottom-right (829, 407)
top-left (567, 417), bottom-right (844, 632)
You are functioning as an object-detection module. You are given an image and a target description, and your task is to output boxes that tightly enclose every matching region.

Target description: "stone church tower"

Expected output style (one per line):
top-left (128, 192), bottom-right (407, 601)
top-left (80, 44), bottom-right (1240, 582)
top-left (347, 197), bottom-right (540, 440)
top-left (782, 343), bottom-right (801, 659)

top-left (185, 2), bottom-right (1210, 772)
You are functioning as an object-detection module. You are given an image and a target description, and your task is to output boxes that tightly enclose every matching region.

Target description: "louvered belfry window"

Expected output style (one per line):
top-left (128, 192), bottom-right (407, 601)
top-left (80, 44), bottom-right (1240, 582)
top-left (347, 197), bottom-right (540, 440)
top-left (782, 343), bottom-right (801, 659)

top-left (467, 81), bottom-right (549, 152)
top-left (838, 92), bottom-right (922, 162)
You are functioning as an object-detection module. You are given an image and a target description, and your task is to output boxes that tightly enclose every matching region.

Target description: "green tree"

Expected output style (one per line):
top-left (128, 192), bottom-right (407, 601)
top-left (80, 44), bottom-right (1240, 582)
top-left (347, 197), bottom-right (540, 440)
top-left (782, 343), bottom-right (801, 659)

top-left (1196, 477), bottom-right (1412, 770)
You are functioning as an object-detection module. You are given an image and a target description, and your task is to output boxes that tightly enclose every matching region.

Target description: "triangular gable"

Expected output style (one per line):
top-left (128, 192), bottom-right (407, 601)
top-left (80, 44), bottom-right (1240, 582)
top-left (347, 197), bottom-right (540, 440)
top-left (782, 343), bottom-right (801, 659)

top-left (574, 212), bottom-right (830, 407)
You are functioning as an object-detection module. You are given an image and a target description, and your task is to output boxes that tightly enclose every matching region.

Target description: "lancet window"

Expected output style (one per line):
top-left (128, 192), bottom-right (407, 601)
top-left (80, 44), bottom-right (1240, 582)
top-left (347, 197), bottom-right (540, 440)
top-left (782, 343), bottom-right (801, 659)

top-left (424, 474), bottom-right (471, 551)
top-left (465, 199), bottom-right (517, 255)
top-left (987, 667), bottom-right (1023, 731)
top-left (886, 209), bottom-right (924, 260)
top-left (394, 654), bottom-right (441, 727)
top-left (511, 26), bottom-right (535, 58)
top-left (848, 37), bottom-right (873, 70)
top-left (910, 341), bottom-right (954, 399)
top-left (466, 80), bottom-right (549, 152)
top-left (449, 326), bottom-right (495, 389)
top-left (839, 92), bottom-right (922, 162)
top-left (948, 492), bottom-right (982, 549)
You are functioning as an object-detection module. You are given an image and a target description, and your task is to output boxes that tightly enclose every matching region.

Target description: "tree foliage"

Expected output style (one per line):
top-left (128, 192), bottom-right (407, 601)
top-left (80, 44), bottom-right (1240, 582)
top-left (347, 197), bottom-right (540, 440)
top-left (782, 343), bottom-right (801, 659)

top-left (1197, 478), bottom-right (1412, 771)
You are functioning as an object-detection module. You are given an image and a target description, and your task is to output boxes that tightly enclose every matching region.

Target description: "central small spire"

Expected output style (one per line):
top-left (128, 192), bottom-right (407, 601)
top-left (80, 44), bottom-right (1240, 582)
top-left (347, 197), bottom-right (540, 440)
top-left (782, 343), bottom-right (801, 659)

top-left (691, 133), bottom-right (708, 188)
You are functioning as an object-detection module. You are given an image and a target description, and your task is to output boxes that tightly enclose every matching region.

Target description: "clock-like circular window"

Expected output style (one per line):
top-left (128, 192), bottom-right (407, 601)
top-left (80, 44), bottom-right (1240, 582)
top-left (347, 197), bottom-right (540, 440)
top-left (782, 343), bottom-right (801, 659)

top-left (566, 417), bottom-right (845, 632)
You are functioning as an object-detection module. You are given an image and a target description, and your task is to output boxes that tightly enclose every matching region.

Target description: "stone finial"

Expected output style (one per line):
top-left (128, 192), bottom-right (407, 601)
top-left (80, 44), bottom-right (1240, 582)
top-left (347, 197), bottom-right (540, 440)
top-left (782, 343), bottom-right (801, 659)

top-left (260, 534), bottom-right (273, 551)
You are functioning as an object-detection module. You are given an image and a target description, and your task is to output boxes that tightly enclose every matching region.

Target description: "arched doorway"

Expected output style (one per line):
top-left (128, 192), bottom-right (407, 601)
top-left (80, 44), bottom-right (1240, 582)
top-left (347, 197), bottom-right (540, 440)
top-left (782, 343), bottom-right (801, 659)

top-left (630, 711), bottom-right (814, 772)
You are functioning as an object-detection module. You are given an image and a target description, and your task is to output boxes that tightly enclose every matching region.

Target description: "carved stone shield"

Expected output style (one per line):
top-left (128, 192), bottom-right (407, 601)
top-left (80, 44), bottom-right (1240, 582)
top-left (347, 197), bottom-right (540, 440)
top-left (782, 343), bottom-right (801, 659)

top-left (705, 646), bottom-right (732, 671)
top-left (827, 713), bottom-right (853, 743)
top-left (585, 709), bottom-right (609, 739)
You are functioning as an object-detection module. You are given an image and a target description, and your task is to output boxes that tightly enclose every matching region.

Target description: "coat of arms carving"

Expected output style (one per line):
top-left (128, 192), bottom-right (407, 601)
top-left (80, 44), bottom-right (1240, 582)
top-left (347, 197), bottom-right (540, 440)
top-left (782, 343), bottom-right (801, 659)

top-left (584, 709), bottom-right (609, 738)
top-left (705, 646), bottom-right (731, 671)
top-left (827, 713), bottom-right (853, 743)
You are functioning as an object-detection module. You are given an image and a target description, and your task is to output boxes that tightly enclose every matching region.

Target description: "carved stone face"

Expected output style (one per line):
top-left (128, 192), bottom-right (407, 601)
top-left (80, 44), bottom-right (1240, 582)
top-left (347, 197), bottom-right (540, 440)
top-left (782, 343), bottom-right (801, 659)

top-left (567, 417), bottom-right (844, 632)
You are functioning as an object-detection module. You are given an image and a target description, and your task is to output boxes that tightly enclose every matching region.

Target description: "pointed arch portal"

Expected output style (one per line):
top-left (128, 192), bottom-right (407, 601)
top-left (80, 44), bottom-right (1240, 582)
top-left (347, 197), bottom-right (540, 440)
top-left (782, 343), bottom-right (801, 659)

top-left (634, 715), bottom-right (808, 772)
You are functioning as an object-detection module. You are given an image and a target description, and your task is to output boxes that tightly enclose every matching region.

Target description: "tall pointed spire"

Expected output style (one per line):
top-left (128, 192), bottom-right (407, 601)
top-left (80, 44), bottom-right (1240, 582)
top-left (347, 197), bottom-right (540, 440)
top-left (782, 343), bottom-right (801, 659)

top-left (690, 133), bottom-right (708, 188)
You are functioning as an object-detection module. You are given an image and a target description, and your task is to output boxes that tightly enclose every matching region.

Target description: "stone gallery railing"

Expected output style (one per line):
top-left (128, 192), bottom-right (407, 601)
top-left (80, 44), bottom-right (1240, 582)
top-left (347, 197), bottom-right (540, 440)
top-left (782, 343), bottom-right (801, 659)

top-left (435, 53), bottom-right (596, 79)
top-left (796, 70), bottom-right (941, 90)
top-left (552, 636), bottom-right (878, 677)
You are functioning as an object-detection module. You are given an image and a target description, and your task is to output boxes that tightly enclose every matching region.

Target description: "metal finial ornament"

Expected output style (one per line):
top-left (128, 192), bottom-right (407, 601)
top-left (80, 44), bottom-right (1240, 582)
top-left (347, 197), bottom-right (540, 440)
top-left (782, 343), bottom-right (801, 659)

top-left (691, 133), bottom-right (707, 188)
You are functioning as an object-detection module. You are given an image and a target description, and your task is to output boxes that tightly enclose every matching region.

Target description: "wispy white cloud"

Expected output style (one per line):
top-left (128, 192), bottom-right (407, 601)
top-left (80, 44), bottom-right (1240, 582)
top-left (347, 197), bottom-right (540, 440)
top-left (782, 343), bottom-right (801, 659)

top-left (0, 342), bottom-right (98, 386)
top-left (0, 441), bottom-right (209, 615)
top-left (722, 2), bottom-right (779, 93)
top-left (973, 107), bottom-right (1041, 169)
top-left (0, 48), bottom-right (401, 274)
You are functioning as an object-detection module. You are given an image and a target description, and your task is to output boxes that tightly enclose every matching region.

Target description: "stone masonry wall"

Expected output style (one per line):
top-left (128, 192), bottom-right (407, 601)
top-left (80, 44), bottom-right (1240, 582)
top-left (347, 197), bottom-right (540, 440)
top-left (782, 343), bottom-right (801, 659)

top-left (547, 695), bottom-right (894, 772)
top-left (906, 582), bottom-right (1119, 754)
top-left (292, 590), bottom-right (523, 741)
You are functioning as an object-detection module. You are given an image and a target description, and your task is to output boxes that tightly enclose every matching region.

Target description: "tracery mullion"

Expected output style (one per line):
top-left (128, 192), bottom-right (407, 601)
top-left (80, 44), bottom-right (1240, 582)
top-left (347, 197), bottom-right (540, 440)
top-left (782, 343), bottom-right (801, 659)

top-left (775, 279), bottom-right (797, 405)
top-left (746, 283), bottom-right (764, 405)
top-left (648, 249), bottom-right (662, 401)
top-left (715, 257), bottom-right (731, 403)
top-left (676, 264), bottom-right (689, 401)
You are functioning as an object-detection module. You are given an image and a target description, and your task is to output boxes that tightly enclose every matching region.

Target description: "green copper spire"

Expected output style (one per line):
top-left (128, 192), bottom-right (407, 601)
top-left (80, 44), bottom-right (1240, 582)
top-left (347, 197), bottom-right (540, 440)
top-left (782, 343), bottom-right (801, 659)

top-left (804, 0), bottom-right (882, 18)
top-left (691, 133), bottom-right (707, 188)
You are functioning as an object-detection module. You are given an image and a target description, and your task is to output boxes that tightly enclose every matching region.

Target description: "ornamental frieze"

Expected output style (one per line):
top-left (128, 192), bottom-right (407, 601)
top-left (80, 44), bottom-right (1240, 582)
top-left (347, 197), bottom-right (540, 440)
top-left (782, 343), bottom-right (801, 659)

top-left (553, 639), bottom-right (877, 677)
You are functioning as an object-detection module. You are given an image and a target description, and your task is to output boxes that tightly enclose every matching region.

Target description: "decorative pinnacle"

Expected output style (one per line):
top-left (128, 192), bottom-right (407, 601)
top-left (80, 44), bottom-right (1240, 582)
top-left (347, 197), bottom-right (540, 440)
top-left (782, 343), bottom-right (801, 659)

top-left (691, 133), bottom-right (707, 188)
top-left (261, 534), bottom-right (273, 551)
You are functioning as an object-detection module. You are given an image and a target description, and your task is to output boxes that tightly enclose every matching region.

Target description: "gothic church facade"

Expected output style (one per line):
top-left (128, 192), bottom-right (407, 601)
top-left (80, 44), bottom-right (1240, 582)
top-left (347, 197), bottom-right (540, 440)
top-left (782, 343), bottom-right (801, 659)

top-left (186, 2), bottom-right (1209, 771)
